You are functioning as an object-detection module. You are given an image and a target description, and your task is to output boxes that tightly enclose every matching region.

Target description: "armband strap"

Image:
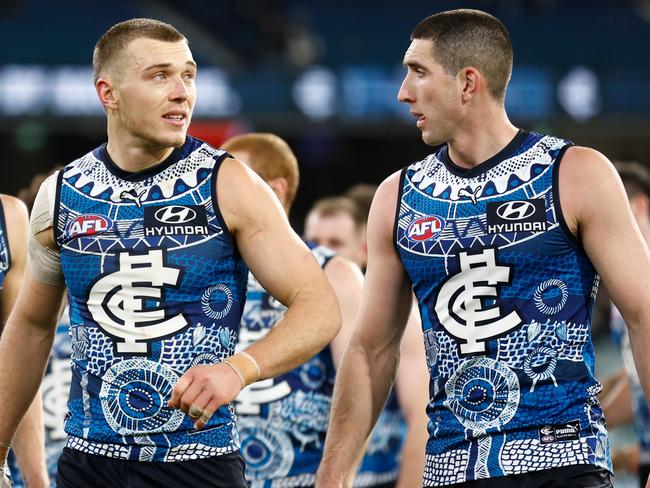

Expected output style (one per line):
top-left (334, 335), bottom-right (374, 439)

top-left (223, 351), bottom-right (261, 387)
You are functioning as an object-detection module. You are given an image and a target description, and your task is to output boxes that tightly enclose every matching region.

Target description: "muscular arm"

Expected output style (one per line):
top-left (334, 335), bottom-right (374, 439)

top-left (317, 172), bottom-right (414, 486)
top-left (0, 196), bottom-right (61, 488)
top-left (559, 147), bottom-right (650, 410)
top-left (394, 303), bottom-right (429, 488)
top-left (171, 158), bottom-right (341, 426)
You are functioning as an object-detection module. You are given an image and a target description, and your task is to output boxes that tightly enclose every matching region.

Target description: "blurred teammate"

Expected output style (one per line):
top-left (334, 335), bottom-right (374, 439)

top-left (8, 170), bottom-right (69, 488)
top-left (306, 196), bottom-right (429, 487)
top-left (0, 194), bottom-right (48, 488)
top-left (601, 162), bottom-right (650, 487)
top-left (317, 8), bottom-right (650, 487)
top-left (222, 132), bottom-right (364, 486)
top-left (0, 18), bottom-right (339, 488)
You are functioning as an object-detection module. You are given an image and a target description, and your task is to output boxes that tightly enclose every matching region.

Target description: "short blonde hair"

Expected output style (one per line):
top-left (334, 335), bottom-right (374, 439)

top-left (222, 133), bottom-right (299, 212)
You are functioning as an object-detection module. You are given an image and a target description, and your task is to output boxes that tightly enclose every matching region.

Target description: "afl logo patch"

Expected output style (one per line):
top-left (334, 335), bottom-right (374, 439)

top-left (66, 215), bottom-right (113, 238)
top-left (407, 216), bottom-right (445, 242)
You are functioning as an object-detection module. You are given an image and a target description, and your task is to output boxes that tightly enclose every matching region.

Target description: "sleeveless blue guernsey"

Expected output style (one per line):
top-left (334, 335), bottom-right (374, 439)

top-left (394, 131), bottom-right (610, 486)
top-left (54, 136), bottom-right (248, 462)
top-left (354, 388), bottom-right (406, 487)
top-left (0, 200), bottom-right (10, 290)
top-left (235, 243), bottom-right (336, 487)
top-left (610, 305), bottom-right (650, 465)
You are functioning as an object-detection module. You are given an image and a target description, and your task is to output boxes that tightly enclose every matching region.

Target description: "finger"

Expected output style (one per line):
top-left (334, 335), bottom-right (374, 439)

top-left (188, 390), bottom-right (213, 425)
top-left (194, 397), bottom-right (222, 430)
top-left (169, 372), bottom-right (194, 409)
top-left (178, 381), bottom-right (204, 414)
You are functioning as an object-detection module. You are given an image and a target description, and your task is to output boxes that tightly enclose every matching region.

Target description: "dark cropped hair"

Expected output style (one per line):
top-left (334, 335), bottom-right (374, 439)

top-left (615, 161), bottom-right (650, 201)
top-left (411, 9), bottom-right (513, 102)
top-left (93, 18), bottom-right (186, 83)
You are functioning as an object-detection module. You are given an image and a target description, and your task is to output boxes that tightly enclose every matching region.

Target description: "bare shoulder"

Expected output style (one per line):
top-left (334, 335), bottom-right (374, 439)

top-left (558, 146), bottom-right (622, 234)
top-left (0, 194), bottom-right (28, 224)
top-left (323, 255), bottom-right (364, 286)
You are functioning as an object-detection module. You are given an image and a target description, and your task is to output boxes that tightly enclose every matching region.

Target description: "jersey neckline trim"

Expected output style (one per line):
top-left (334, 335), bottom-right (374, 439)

top-left (440, 129), bottom-right (529, 178)
top-left (96, 139), bottom-right (188, 182)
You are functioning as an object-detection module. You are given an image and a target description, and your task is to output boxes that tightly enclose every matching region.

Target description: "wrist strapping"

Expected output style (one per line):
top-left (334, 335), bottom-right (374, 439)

top-left (223, 351), bottom-right (261, 387)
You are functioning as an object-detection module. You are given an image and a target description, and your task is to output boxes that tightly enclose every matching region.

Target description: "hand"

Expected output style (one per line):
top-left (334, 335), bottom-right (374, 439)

top-left (168, 362), bottom-right (243, 430)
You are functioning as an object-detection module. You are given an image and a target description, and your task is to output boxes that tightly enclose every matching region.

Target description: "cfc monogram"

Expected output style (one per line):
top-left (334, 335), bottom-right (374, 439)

top-left (435, 248), bottom-right (523, 354)
top-left (87, 249), bottom-right (189, 354)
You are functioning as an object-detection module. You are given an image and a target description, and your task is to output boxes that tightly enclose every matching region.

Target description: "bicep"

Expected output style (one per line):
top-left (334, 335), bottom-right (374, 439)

top-left (217, 158), bottom-right (332, 305)
top-left (352, 175), bottom-right (413, 353)
top-left (561, 148), bottom-right (650, 322)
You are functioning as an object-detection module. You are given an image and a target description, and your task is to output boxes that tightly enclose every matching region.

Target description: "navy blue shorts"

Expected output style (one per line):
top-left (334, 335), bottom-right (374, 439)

top-left (443, 464), bottom-right (612, 487)
top-left (56, 448), bottom-right (248, 487)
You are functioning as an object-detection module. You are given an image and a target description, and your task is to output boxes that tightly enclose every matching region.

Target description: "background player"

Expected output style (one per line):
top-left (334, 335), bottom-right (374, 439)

top-left (601, 161), bottom-right (650, 487)
top-left (0, 194), bottom-right (48, 488)
top-left (222, 132), bottom-right (364, 486)
top-left (317, 8), bottom-right (650, 487)
top-left (0, 18), bottom-right (340, 487)
top-left (305, 195), bottom-right (429, 487)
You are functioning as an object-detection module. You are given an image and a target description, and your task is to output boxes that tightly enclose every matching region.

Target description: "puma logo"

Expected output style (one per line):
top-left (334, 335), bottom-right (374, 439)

top-left (458, 185), bottom-right (483, 205)
top-left (120, 189), bottom-right (146, 207)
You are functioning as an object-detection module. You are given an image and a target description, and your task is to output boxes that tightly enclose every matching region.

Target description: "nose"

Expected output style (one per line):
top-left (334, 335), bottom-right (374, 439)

top-left (170, 75), bottom-right (190, 102)
top-left (397, 75), bottom-right (414, 104)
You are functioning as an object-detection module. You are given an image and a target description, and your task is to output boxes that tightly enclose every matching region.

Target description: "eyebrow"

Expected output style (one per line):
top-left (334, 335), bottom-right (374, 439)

top-left (143, 60), bottom-right (197, 71)
top-left (403, 60), bottom-right (427, 71)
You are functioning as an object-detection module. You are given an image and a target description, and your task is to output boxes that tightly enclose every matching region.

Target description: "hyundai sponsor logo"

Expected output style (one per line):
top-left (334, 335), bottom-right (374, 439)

top-left (144, 205), bottom-right (209, 236)
top-left (486, 198), bottom-right (547, 234)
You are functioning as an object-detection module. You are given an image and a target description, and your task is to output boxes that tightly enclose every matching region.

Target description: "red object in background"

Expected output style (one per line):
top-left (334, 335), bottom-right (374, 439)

top-left (188, 120), bottom-right (249, 148)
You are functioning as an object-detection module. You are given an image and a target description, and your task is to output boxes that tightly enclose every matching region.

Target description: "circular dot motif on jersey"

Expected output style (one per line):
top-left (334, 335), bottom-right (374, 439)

top-left (533, 279), bottom-right (568, 315)
top-left (99, 358), bottom-right (183, 435)
top-left (299, 358), bottom-right (327, 390)
top-left (444, 356), bottom-right (519, 434)
top-left (237, 418), bottom-right (293, 479)
top-left (201, 284), bottom-right (233, 320)
top-left (523, 346), bottom-right (558, 392)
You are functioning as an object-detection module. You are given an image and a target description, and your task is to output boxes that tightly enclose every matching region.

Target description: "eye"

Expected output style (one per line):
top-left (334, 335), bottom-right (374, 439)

top-left (153, 72), bottom-right (167, 80)
top-left (183, 72), bottom-right (196, 81)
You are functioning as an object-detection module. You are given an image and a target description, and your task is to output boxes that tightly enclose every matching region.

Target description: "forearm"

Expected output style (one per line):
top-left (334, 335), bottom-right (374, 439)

top-left (317, 342), bottom-right (398, 485)
top-left (12, 394), bottom-right (48, 487)
top-left (245, 283), bottom-right (340, 380)
top-left (0, 320), bottom-right (54, 461)
top-left (601, 375), bottom-right (633, 428)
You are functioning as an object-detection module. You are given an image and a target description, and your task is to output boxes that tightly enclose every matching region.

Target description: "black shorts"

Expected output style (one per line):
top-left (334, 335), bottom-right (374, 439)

top-left (56, 448), bottom-right (248, 488)
top-left (442, 464), bottom-right (612, 487)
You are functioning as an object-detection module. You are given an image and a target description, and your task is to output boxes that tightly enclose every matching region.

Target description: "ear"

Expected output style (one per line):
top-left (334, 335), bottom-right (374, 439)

top-left (96, 77), bottom-right (118, 111)
top-left (459, 67), bottom-right (481, 102)
top-left (266, 177), bottom-right (289, 209)
top-left (630, 193), bottom-right (650, 221)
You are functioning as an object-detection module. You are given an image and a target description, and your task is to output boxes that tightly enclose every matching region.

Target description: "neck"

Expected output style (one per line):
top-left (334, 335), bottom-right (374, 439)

top-left (446, 103), bottom-right (519, 169)
top-left (106, 120), bottom-right (178, 173)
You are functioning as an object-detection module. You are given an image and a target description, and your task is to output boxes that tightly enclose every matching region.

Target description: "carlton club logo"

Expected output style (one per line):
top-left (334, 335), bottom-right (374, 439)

top-left (66, 215), bottom-right (113, 238)
top-left (87, 249), bottom-right (189, 354)
top-left (434, 248), bottom-right (523, 355)
top-left (407, 215), bottom-right (445, 242)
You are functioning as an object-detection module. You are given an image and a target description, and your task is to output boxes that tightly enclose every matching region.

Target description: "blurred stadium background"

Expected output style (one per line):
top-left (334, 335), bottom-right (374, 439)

top-left (0, 1), bottom-right (647, 484)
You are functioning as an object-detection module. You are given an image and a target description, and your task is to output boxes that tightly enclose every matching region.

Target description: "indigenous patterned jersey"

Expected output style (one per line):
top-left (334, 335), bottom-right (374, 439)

top-left (235, 243), bottom-right (335, 487)
top-left (394, 131), bottom-right (610, 486)
top-left (54, 136), bottom-right (248, 462)
top-left (0, 199), bottom-right (9, 289)
top-left (610, 305), bottom-right (650, 464)
top-left (354, 391), bottom-right (407, 487)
